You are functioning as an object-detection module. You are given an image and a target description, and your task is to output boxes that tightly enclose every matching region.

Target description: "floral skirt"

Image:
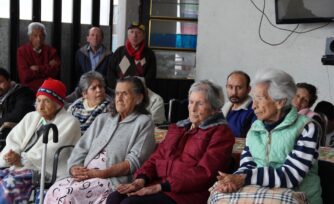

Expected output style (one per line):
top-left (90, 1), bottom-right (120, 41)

top-left (44, 150), bottom-right (113, 204)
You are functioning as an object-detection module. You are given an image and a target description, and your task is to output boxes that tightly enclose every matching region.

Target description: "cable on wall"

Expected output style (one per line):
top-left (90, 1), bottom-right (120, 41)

top-left (250, 0), bottom-right (331, 46)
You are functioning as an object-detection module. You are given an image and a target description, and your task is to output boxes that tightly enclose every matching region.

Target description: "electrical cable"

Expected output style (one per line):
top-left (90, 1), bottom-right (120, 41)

top-left (249, 0), bottom-right (331, 46)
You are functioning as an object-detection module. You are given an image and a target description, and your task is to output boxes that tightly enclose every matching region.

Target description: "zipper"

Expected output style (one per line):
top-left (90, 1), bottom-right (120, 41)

top-left (266, 131), bottom-right (272, 165)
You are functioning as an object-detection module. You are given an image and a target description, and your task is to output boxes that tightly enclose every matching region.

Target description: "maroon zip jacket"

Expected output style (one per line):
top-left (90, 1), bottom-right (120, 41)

top-left (135, 113), bottom-right (235, 204)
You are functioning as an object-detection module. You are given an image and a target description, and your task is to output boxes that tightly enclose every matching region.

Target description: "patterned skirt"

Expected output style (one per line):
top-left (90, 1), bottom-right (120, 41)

top-left (44, 150), bottom-right (113, 204)
top-left (0, 168), bottom-right (35, 204)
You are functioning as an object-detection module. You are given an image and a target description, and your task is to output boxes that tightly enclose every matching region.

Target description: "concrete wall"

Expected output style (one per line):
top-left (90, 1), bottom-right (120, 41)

top-left (196, 0), bottom-right (334, 103)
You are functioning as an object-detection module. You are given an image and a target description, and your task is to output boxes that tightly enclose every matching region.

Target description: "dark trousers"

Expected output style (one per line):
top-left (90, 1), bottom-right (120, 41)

top-left (106, 191), bottom-right (177, 204)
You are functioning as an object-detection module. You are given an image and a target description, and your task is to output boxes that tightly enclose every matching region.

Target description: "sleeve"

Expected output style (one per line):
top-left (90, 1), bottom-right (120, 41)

top-left (23, 114), bottom-right (81, 176)
top-left (17, 46), bottom-right (36, 84)
top-left (168, 126), bottom-right (235, 193)
top-left (17, 46), bottom-right (61, 84)
top-left (0, 88), bottom-right (35, 124)
top-left (0, 114), bottom-right (31, 167)
top-left (66, 116), bottom-right (103, 169)
top-left (125, 117), bottom-right (156, 173)
top-left (236, 122), bottom-right (319, 188)
top-left (38, 47), bottom-right (61, 79)
top-left (149, 94), bottom-right (166, 125)
top-left (134, 124), bottom-right (178, 181)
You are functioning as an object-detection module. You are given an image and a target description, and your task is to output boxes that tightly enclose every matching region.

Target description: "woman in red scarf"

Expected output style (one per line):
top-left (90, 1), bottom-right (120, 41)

top-left (107, 22), bottom-right (157, 89)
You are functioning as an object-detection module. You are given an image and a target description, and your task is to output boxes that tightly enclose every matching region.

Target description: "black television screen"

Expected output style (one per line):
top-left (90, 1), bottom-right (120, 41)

top-left (275, 0), bottom-right (334, 24)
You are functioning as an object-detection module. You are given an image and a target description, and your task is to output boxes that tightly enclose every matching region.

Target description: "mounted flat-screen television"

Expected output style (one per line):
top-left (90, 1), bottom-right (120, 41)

top-left (275, 0), bottom-right (334, 24)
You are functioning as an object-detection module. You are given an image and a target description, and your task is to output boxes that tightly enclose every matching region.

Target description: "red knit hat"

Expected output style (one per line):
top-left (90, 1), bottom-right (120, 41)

top-left (36, 78), bottom-right (66, 107)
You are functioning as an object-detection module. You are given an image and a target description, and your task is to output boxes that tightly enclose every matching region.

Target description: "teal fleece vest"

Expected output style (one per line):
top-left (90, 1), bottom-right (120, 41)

top-left (247, 108), bottom-right (322, 204)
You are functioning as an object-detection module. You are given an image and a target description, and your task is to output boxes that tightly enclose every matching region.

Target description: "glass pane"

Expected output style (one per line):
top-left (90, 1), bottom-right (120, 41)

top-left (0, 18), bottom-right (9, 69)
top-left (113, 4), bottom-right (119, 26)
top-left (0, 0), bottom-right (10, 18)
top-left (41, 0), bottom-right (53, 22)
top-left (149, 19), bottom-right (197, 49)
top-left (62, 0), bottom-right (73, 23)
top-left (81, 0), bottom-right (92, 24)
top-left (100, 0), bottom-right (110, 25)
top-left (151, 0), bottom-right (198, 19)
top-left (20, 0), bottom-right (32, 20)
top-left (154, 50), bottom-right (196, 79)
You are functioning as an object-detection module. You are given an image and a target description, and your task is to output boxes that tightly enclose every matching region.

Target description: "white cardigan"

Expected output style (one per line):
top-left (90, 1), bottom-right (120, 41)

top-left (0, 108), bottom-right (81, 179)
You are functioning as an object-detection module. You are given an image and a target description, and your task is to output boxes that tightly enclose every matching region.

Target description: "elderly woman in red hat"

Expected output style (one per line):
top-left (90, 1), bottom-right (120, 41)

top-left (0, 78), bottom-right (81, 203)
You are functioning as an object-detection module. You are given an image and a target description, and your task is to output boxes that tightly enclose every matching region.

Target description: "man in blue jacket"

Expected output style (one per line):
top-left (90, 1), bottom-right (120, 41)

top-left (74, 27), bottom-right (112, 85)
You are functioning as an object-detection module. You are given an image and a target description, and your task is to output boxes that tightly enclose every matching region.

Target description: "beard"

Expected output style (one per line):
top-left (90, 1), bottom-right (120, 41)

top-left (229, 95), bottom-right (247, 104)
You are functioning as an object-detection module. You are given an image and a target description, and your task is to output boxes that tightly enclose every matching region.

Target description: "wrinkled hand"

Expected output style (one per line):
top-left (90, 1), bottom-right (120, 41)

top-left (49, 59), bottom-right (58, 66)
top-left (30, 65), bottom-right (39, 71)
top-left (210, 172), bottom-right (246, 193)
top-left (70, 166), bottom-right (107, 181)
top-left (4, 149), bottom-right (21, 166)
top-left (127, 184), bottom-right (162, 196)
top-left (117, 179), bottom-right (145, 194)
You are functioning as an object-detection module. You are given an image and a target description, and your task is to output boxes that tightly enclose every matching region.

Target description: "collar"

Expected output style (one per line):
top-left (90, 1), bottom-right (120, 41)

top-left (222, 96), bottom-right (252, 116)
top-left (33, 47), bottom-right (42, 54)
top-left (251, 107), bottom-right (302, 132)
top-left (176, 112), bottom-right (227, 130)
top-left (117, 111), bottom-right (140, 124)
top-left (87, 45), bottom-right (104, 55)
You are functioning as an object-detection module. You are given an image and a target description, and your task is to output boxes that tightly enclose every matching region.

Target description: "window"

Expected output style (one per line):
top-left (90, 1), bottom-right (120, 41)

top-left (149, 0), bottom-right (198, 79)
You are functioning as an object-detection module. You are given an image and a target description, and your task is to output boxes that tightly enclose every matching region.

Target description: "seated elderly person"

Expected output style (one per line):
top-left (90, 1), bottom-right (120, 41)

top-left (0, 78), bottom-right (81, 203)
top-left (44, 77), bottom-right (156, 203)
top-left (107, 80), bottom-right (235, 204)
top-left (209, 69), bottom-right (322, 204)
top-left (68, 71), bottom-right (112, 134)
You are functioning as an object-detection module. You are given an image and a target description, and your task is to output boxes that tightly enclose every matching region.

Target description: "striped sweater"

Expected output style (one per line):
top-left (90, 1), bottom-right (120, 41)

top-left (235, 120), bottom-right (319, 188)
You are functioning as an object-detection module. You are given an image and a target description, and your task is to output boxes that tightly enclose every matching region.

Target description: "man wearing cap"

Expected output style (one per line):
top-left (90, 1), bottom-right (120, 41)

top-left (17, 22), bottom-right (61, 93)
top-left (74, 27), bottom-right (112, 85)
top-left (0, 78), bottom-right (81, 203)
top-left (107, 22), bottom-right (157, 89)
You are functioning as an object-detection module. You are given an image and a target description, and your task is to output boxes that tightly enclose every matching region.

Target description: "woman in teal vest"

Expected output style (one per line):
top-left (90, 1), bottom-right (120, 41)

top-left (209, 69), bottom-right (322, 204)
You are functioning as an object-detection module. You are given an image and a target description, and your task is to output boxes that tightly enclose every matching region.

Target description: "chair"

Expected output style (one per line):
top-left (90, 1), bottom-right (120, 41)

top-left (168, 98), bottom-right (189, 123)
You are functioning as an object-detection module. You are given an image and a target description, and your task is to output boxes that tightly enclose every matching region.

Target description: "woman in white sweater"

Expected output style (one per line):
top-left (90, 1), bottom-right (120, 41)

top-left (0, 78), bottom-right (81, 203)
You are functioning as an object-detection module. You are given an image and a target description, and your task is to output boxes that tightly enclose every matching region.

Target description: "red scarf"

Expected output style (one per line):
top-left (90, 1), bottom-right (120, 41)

top-left (125, 40), bottom-right (145, 60)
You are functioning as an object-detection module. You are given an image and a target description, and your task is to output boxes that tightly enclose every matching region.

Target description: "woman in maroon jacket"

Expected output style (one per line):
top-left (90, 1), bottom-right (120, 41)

top-left (107, 80), bottom-right (235, 204)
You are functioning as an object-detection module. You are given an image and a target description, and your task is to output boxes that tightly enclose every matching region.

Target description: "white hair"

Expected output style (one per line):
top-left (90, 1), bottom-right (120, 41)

top-left (189, 80), bottom-right (225, 111)
top-left (28, 22), bottom-right (47, 36)
top-left (252, 69), bottom-right (296, 109)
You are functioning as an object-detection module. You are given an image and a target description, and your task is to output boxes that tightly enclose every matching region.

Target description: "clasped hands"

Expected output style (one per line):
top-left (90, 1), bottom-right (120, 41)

top-left (209, 171), bottom-right (246, 193)
top-left (3, 149), bottom-right (21, 167)
top-left (117, 178), bottom-right (161, 196)
top-left (70, 165), bottom-right (108, 181)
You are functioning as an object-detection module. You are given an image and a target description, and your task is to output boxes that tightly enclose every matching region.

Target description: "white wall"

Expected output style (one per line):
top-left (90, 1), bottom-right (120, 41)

top-left (196, 0), bottom-right (334, 103)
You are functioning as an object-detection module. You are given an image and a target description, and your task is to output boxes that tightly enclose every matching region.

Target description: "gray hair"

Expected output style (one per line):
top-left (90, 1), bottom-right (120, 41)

top-left (28, 22), bottom-right (47, 36)
top-left (189, 80), bottom-right (224, 111)
top-left (78, 71), bottom-right (105, 93)
top-left (252, 69), bottom-right (296, 109)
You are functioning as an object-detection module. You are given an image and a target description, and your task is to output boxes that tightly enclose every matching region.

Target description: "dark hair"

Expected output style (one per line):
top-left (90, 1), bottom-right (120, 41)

top-left (296, 82), bottom-right (318, 107)
top-left (315, 101), bottom-right (334, 120)
top-left (0, 67), bottom-right (10, 80)
top-left (114, 76), bottom-right (149, 116)
top-left (227, 70), bottom-right (251, 87)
